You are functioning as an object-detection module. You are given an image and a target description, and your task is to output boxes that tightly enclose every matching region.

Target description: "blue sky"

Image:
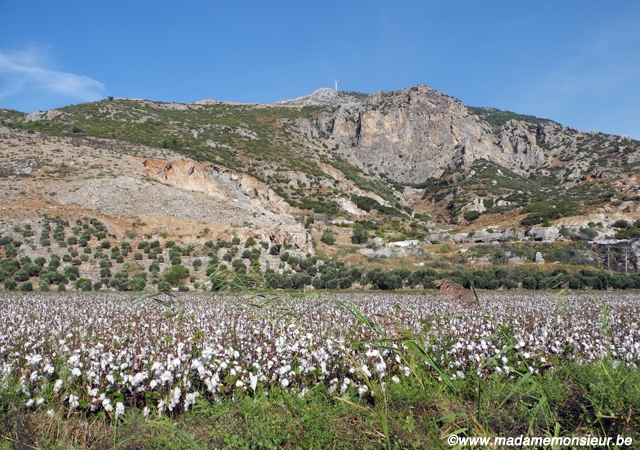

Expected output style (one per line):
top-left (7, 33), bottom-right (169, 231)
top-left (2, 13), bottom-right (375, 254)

top-left (1, 1), bottom-right (639, 139)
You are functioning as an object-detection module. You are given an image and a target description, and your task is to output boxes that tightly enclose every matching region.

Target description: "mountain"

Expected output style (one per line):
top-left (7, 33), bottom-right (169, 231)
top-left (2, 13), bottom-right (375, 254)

top-left (2, 84), bottom-right (640, 281)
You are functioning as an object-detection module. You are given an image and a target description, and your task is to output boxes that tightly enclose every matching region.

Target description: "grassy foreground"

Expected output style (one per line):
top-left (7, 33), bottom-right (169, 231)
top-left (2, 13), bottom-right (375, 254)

top-left (1, 360), bottom-right (639, 449)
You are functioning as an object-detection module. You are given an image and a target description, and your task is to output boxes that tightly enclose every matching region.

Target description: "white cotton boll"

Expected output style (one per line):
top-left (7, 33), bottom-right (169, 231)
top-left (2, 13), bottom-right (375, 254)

top-left (456, 371), bottom-right (465, 379)
top-left (249, 374), bottom-right (258, 392)
top-left (53, 379), bottom-right (63, 393)
top-left (26, 399), bottom-right (34, 407)
top-left (184, 392), bottom-right (198, 411)
top-left (30, 371), bottom-right (39, 382)
top-left (68, 394), bottom-right (79, 409)
top-left (37, 397), bottom-right (45, 405)
top-left (361, 365), bottom-right (372, 378)
top-left (143, 406), bottom-right (150, 419)
top-left (72, 367), bottom-right (82, 377)
top-left (160, 371), bottom-right (173, 383)
top-left (235, 379), bottom-right (244, 388)
top-left (132, 372), bottom-right (147, 386)
top-left (169, 387), bottom-right (181, 411)
top-left (233, 350), bottom-right (240, 359)
top-left (150, 380), bottom-right (158, 390)
top-left (357, 385), bottom-right (368, 396)
top-left (157, 400), bottom-right (165, 417)
top-left (47, 409), bottom-right (55, 417)
top-left (391, 376), bottom-right (400, 384)
top-left (115, 402), bottom-right (125, 417)
top-left (280, 378), bottom-right (290, 388)
top-left (102, 398), bottom-right (113, 412)
top-left (43, 364), bottom-right (54, 375)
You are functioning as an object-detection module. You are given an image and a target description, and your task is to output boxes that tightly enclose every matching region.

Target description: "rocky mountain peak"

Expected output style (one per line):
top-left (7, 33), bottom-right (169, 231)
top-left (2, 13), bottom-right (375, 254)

top-left (275, 88), bottom-right (368, 107)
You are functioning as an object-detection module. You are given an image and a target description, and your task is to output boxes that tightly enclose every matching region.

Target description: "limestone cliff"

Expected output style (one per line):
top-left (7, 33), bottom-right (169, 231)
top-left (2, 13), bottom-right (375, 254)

top-left (299, 84), bottom-right (550, 184)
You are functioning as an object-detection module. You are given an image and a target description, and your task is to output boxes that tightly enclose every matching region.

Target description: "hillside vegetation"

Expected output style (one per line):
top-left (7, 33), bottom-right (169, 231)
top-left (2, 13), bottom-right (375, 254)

top-left (2, 84), bottom-right (640, 288)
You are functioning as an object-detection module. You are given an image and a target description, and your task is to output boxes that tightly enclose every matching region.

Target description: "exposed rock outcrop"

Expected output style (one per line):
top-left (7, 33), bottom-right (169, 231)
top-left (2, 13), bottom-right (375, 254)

top-left (139, 158), bottom-right (290, 213)
top-left (298, 85), bottom-right (549, 184)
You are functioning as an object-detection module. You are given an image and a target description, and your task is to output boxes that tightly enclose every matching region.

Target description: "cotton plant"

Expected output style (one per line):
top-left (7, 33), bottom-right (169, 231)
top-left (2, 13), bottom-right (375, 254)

top-left (0, 291), bottom-right (638, 416)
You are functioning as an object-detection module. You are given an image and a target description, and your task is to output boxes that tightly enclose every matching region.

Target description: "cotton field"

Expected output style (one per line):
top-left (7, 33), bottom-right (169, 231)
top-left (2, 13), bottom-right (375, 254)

top-left (1, 291), bottom-right (639, 417)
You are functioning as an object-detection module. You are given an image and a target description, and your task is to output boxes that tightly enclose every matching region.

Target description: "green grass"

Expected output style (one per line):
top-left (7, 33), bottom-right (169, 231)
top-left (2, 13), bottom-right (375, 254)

top-left (1, 361), bottom-right (637, 449)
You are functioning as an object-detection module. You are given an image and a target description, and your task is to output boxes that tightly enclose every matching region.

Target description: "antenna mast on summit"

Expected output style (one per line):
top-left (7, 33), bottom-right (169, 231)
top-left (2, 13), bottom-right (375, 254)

top-left (330, 78), bottom-right (341, 91)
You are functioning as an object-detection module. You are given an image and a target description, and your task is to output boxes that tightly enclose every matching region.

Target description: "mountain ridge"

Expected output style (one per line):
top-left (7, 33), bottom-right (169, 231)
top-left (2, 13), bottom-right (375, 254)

top-left (2, 83), bottom-right (640, 243)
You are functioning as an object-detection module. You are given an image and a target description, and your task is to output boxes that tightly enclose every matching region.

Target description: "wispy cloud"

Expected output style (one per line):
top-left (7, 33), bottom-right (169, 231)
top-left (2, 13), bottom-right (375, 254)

top-left (0, 47), bottom-right (106, 105)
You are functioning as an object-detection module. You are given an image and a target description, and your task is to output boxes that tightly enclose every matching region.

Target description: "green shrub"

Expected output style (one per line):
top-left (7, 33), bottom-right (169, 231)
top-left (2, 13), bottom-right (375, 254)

top-left (4, 243), bottom-right (17, 258)
top-left (351, 225), bottom-right (369, 244)
top-left (4, 279), bottom-right (17, 291)
top-left (64, 266), bottom-right (80, 279)
top-left (463, 211), bottom-right (481, 222)
top-left (321, 229), bottom-right (336, 245)
top-left (439, 244), bottom-right (452, 254)
top-left (269, 244), bottom-right (282, 255)
top-left (231, 259), bottom-right (247, 275)
top-left (19, 281), bottom-right (33, 291)
top-left (33, 257), bottom-right (46, 267)
top-left (75, 278), bottom-right (92, 291)
top-left (612, 219), bottom-right (630, 229)
top-left (163, 265), bottom-right (189, 286)
top-left (13, 269), bottom-right (29, 282)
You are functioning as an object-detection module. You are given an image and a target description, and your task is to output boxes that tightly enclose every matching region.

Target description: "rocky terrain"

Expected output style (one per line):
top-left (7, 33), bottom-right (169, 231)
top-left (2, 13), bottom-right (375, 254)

top-left (2, 83), bottom-right (640, 292)
top-left (0, 127), bottom-right (312, 252)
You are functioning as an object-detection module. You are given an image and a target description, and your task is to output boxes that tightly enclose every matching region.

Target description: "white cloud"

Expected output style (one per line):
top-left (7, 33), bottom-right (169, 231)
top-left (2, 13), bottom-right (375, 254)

top-left (0, 47), bottom-right (106, 104)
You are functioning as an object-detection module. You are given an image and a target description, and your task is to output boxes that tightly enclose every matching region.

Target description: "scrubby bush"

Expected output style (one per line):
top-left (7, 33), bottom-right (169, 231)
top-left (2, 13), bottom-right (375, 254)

top-left (269, 244), bottom-right (282, 255)
top-left (4, 279), bottom-right (17, 291)
top-left (463, 211), bottom-right (481, 222)
top-left (164, 265), bottom-right (189, 286)
top-left (321, 229), bottom-right (336, 245)
top-left (612, 219), bottom-right (630, 229)
top-left (351, 224), bottom-right (369, 244)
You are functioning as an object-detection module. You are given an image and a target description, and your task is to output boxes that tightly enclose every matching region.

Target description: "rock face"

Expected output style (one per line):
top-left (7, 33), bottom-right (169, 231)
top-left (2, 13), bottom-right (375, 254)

top-left (299, 84), bottom-right (549, 184)
top-left (139, 158), bottom-right (289, 213)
